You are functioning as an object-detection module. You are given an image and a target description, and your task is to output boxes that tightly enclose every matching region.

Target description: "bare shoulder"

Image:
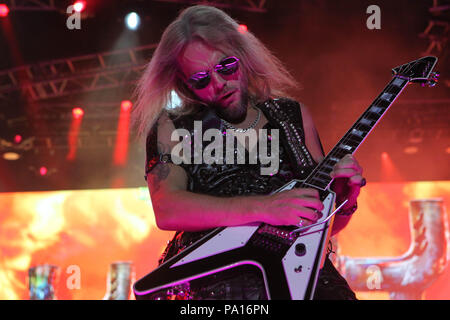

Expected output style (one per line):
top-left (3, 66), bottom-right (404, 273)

top-left (147, 109), bottom-right (188, 193)
top-left (155, 110), bottom-right (180, 153)
top-left (297, 102), bottom-right (325, 163)
top-left (298, 103), bottom-right (312, 123)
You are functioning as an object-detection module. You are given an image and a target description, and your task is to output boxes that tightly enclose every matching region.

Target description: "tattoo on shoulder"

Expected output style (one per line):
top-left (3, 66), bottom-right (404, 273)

top-left (151, 164), bottom-right (170, 193)
top-left (150, 141), bottom-right (172, 193)
top-left (155, 163), bottom-right (170, 181)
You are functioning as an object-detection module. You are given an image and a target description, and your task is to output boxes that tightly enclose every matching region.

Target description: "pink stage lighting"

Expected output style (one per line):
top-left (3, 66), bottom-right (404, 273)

top-left (72, 107), bottom-right (84, 119)
top-left (39, 166), bottom-right (48, 176)
top-left (73, 1), bottom-right (86, 13)
top-left (238, 24), bottom-right (248, 34)
top-left (121, 100), bottom-right (133, 112)
top-left (0, 4), bottom-right (9, 17)
top-left (14, 134), bottom-right (22, 144)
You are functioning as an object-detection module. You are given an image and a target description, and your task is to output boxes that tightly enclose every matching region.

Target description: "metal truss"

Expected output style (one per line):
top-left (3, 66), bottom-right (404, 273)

top-left (4, 0), bottom-right (267, 13)
top-left (1, 0), bottom-right (60, 12)
top-left (429, 0), bottom-right (450, 13)
top-left (152, 0), bottom-right (267, 13)
top-left (0, 44), bottom-right (157, 101)
top-left (0, 134), bottom-right (126, 156)
top-left (419, 20), bottom-right (449, 56)
top-left (420, 0), bottom-right (450, 56)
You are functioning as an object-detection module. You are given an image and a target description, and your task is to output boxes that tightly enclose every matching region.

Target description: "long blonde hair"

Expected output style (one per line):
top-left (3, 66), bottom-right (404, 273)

top-left (131, 5), bottom-right (299, 140)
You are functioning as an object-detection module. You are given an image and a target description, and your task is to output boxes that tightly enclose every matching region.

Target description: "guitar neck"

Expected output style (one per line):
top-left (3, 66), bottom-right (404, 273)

top-left (303, 76), bottom-right (409, 190)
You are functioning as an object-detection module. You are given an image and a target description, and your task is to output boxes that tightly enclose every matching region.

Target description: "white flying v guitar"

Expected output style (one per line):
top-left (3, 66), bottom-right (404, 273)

top-left (133, 56), bottom-right (439, 300)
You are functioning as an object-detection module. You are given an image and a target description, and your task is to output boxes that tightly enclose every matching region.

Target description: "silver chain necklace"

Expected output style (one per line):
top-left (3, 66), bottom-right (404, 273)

top-left (221, 105), bottom-right (261, 133)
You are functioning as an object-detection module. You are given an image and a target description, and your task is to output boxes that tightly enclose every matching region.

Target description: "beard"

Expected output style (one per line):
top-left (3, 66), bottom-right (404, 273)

top-left (211, 88), bottom-right (249, 124)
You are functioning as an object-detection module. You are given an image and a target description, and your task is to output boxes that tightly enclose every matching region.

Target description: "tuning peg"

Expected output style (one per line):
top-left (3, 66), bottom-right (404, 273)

top-left (423, 80), bottom-right (437, 87)
top-left (430, 71), bottom-right (440, 80)
top-left (421, 71), bottom-right (440, 87)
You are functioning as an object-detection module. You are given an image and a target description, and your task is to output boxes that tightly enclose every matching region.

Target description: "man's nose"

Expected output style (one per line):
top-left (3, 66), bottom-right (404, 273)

top-left (211, 71), bottom-right (226, 93)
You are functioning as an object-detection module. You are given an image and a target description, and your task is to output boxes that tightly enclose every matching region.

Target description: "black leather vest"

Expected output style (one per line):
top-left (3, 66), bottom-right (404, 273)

top-left (145, 97), bottom-right (322, 263)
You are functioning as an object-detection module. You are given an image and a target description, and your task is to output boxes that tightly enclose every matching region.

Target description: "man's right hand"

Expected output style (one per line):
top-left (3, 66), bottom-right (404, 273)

top-left (259, 188), bottom-right (324, 227)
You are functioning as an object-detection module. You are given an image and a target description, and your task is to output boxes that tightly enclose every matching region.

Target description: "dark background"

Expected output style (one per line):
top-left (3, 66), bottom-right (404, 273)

top-left (0, 0), bottom-right (448, 192)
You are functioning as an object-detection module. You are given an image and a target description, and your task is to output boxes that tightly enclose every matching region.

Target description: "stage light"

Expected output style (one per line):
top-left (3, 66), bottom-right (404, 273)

top-left (114, 100), bottom-right (132, 166)
top-left (3, 152), bottom-right (20, 160)
top-left (39, 166), bottom-right (48, 176)
top-left (404, 146), bottom-right (418, 155)
top-left (72, 107), bottom-right (84, 119)
top-left (0, 4), bottom-right (9, 17)
top-left (14, 134), bottom-right (22, 144)
top-left (167, 90), bottom-right (181, 109)
top-left (73, 1), bottom-right (86, 13)
top-left (408, 128), bottom-right (424, 144)
top-left (380, 151), bottom-right (402, 181)
top-left (125, 12), bottom-right (140, 30)
top-left (238, 24), bottom-right (248, 34)
top-left (121, 100), bottom-right (132, 112)
top-left (68, 108), bottom-right (84, 161)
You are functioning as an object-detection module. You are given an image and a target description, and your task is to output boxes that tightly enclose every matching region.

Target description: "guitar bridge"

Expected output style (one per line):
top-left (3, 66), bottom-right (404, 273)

top-left (250, 224), bottom-right (298, 253)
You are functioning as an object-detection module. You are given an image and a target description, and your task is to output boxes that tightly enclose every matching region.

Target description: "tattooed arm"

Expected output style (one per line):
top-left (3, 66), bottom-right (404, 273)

top-left (147, 112), bottom-right (323, 232)
top-left (147, 111), bottom-right (262, 231)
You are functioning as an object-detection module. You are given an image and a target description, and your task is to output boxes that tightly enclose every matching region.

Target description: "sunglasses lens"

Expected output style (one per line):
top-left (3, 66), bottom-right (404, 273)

top-left (217, 57), bottom-right (239, 75)
top-left (188, 72), bottom-right (211, 90)
top-left (187, 57), bottom-right (239, 90)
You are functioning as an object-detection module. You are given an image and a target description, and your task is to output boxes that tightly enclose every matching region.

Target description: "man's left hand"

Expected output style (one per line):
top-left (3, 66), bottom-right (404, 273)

top-left (330, 154), bottom-right (365, 207)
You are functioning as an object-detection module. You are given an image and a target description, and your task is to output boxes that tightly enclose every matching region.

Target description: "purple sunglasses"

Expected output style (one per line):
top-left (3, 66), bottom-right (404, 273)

top-left (187, 56), bottom-right (240, 90)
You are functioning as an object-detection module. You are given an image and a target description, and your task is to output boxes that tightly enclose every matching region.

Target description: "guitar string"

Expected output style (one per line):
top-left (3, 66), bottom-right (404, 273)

top-left (302, 60), bottom-right (423, 189)
top-left (306, 82), bottom-right (396, 188)
top-left (281, 62), bottom-right (423, 232)
top-left (295, 61), bottom-right (429, 230)
top-left (323, 80), bottom-right (402, 180)
top-left (302, 76), bottom-right (409, 190)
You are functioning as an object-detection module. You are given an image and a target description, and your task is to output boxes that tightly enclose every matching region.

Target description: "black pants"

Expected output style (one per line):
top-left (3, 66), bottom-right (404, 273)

top-left (313, 256), bottom-right (358, 300)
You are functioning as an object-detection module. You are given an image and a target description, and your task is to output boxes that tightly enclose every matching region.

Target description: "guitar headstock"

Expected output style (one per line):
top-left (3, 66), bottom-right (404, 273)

top-left (392, 56), bottom-right (439, 87)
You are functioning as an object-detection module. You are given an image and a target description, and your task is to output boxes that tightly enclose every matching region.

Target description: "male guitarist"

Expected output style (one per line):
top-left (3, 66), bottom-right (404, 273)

top-left (132, 5), bottom-right (366, 300)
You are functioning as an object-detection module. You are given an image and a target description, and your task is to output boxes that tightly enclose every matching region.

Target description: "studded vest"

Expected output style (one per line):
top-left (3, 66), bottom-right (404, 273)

top-left (143, 99), bottom-right (358, 300)
top-left (145, 97), bottom-right (325, 263)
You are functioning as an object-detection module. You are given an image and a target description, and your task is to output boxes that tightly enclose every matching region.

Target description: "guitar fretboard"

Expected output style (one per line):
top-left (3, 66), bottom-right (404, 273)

top-left (303, 76), bottom-right (409, 190)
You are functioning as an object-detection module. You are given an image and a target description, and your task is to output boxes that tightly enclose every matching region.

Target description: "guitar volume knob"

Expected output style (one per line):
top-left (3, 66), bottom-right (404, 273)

top-left (295, 243), bottom-right (307, 257)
